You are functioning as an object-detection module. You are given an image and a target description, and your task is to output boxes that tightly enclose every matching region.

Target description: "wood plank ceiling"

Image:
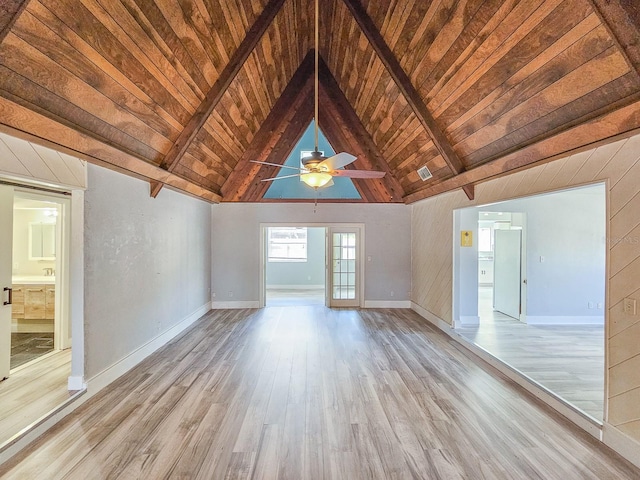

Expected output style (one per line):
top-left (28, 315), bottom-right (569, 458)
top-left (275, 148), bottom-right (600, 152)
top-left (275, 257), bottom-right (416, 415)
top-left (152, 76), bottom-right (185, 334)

top-left (0, 0), bottom-right (639, 203)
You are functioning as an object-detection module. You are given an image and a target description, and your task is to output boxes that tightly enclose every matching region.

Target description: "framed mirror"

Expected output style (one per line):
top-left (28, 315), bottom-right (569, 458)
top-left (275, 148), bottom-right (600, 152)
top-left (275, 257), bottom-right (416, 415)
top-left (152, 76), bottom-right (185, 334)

top-left (29, 222), bottom-right (56, 260)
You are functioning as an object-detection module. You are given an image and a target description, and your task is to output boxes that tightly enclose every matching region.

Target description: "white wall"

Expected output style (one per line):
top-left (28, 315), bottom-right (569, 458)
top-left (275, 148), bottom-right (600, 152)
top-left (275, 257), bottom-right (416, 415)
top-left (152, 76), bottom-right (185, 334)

top-left (453, 208), bottom-right (480, 325)
top-left (266, 227), bottom-right (326, 287)
top-left (211, 203), bottom-right (411, 304)
top-left (84, 164), bottom-right (211, 378)
top-left (457, 184), bottom-right (606, 324)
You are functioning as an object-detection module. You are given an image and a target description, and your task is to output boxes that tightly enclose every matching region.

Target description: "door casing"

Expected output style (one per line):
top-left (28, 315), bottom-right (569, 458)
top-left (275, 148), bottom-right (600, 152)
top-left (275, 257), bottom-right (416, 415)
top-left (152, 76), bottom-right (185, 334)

top-left (0, 185), bottom-right (14, 379)
top-left (259, 223), bottom-right (365, 308)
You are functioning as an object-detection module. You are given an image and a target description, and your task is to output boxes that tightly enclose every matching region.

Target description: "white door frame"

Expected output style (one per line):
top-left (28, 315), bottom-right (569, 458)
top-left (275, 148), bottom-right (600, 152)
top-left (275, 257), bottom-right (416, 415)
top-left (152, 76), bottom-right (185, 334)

top-left (13, 189), bottom-right (72, 350)
top-left (452, 208), bottom-right (527, 328)
top-left (0, 185), bottom-right (14, 380)
top-left (0, 178), bottom-right (85, 391)
top-left (259, 222), bottom-right (365, 308)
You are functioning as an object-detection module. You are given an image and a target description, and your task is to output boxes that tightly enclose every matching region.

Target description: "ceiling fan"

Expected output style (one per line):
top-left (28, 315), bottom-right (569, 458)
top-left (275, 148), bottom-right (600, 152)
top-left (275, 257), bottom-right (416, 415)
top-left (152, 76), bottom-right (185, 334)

top-left (250, 0), bottom-right (386, 189)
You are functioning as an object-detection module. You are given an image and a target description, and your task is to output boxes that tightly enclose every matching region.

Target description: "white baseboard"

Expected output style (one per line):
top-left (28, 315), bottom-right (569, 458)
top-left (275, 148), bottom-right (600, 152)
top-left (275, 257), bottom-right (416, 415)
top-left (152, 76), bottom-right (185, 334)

top-left (526, 315), bottom-right (604, 325)
top-left (211, 300), bottom-right (259, 309)
top-left (410, 302), bottom-right (602, 439)
top-left (603, 422), bottom-right (640, 469)
top-left (1, 302), bottom-right (211, 465)
top-left (87, 301), bottom-right (211, 394)
top-left (364, 300), bottom-right (411, 308)
top-left (67, 375), bottom-right (85, 391)
top-left (266, 284), bottom-right (325, 290)
top-left (411, 302), bottom-right (454, 332)
top-left (457, 315), bottom-right (480, 326)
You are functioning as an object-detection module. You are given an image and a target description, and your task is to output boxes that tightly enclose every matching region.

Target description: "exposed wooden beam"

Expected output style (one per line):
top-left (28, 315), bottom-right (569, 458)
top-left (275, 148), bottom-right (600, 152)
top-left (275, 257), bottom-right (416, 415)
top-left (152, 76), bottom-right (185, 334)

top-left (317, 55), bottom-right (405, 202)
top-left (0, 96), bottom-right (221, 202)
top-left (589, 0), bottom-right (640, 80)
top-left (461, 184), bottom-right (475, 201)
top-left (151, 0), bottom-right (286, 198)
top-left (0, 0), bottom-right (30, 45)
top-left (403, 98), bottom-right (640, 203)
top-left (341, 0), bottom-right (473, 201)
top-left (221, 51), bottom-right (315, 201)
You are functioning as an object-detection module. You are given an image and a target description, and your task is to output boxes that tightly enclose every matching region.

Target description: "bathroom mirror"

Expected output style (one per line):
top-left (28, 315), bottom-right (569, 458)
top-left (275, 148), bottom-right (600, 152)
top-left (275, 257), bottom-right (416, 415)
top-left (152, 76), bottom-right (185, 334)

top-left (29, 222), bottom-right (56, 260)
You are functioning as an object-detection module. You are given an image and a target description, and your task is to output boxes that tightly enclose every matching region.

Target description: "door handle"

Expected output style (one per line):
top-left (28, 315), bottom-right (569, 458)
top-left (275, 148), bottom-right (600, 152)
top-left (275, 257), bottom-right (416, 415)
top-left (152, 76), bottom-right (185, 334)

top-left (3, 287), bottom-right (12, 306)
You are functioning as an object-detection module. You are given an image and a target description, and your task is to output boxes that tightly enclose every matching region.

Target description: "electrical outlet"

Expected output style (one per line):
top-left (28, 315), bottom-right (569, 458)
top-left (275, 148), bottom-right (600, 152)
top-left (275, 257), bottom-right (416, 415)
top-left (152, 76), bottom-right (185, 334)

top-left (212, 292), bottom-right (216, 298)
top-left (588, 302), bottom-right (594, 309)
top-left (228, 291), bottom-right (233, 298)
top-left (623, 297), bottom-right (637, 315)
top-left (597, 303), bottom-right (603, 309)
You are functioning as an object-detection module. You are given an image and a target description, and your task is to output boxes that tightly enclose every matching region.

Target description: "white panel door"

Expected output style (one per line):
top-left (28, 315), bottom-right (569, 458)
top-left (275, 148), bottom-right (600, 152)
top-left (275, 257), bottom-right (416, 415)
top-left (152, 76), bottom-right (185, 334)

top-left (0, 185), bottom-right (14, 379)
top-left (493, 229), bottom-right (522, 320)
top-left (329, 227), bottom-right (360, 307)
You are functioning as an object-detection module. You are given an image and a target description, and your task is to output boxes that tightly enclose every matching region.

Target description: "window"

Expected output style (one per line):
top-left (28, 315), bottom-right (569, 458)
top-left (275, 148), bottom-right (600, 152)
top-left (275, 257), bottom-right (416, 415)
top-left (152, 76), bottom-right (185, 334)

top-left (268, 227), bottom-right (307, 262)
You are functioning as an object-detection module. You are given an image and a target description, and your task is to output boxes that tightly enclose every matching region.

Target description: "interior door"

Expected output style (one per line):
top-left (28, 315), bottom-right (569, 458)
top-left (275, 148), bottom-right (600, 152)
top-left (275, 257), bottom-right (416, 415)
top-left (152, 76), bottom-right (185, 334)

top-left (493, 229), bottom-right (521, 320)
top-left (0, 185), bottom-right (14, 380)
top-left (329, 227), bottom-right (360, 307)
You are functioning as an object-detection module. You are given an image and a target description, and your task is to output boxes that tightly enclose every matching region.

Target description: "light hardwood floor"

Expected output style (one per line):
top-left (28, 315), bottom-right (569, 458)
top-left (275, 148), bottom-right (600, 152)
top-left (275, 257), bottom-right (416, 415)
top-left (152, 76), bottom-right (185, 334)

top-left (456, 287), bottom-right (604, 420)
top-left (1, 307), bottom-right (637, 479)
top-left (0, 350), bottom-right (73, 449)
top-left (266, 288), bottom-right (325, 306)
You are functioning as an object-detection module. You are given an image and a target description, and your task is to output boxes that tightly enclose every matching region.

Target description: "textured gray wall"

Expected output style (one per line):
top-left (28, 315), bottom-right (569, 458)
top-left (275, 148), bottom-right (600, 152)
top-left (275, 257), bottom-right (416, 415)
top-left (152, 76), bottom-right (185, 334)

top-left (84, 164), bottom-right (211, 378)
top-left (211, 203), bottom-right (411, 303)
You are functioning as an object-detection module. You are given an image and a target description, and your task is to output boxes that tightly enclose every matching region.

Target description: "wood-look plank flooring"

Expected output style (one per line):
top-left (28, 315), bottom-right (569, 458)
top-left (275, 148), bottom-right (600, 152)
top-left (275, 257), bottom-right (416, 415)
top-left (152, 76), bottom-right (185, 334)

top-left (266, 288), bottom-right (325, 306)
top-left (0, 349), bottom-right (72, 449)
top-left (456, 287), bottom-right (604, 420)
top-left (1, 307), bottom-right (637, 479)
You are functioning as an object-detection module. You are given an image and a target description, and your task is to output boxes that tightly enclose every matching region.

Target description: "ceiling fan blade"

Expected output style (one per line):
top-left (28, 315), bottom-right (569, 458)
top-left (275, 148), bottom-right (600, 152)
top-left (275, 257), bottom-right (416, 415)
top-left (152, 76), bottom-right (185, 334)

top-left (331, 170), bottom-right (386, 179)
top-left (261, 173), bottom-right (303, 182)
top-left (318, 152), bottom-right (357, 170)
top-left (250, 160), bottom-right (302, 171)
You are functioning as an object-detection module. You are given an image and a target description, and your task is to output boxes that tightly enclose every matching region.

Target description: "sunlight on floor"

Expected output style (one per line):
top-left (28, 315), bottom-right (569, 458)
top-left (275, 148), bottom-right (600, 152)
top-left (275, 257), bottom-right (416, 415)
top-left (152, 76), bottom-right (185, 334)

top-left (455, 287), bottom-right (604, 421)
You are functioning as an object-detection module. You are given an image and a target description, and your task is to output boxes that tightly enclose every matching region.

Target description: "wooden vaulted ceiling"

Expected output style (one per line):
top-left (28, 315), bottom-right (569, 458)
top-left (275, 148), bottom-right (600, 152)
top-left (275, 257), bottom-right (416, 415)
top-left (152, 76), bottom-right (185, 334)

top-left (1, 0), bottom-right (640, 203)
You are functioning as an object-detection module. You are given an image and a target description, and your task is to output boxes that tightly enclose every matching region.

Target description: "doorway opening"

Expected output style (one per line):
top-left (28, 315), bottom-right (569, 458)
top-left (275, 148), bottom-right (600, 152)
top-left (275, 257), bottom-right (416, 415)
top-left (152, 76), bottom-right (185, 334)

top-left (11, 191), bottom-right (70, 370)
top-left (478, 212), bottom-right (526, 324)
top-left (260, 223), bottom-right (364, 308)
top-left (265, 226), bottom-right (326, 307)
top-left (453, 183), bottom-right (606, 422)
top-left (1, 183), bottom-right (76, 450)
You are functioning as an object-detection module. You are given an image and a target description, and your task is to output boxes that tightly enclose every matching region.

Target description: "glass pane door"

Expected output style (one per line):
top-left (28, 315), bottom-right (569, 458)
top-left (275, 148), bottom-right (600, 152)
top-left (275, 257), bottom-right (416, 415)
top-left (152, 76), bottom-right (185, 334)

top-left (329, 227), bottom-right (360, 307)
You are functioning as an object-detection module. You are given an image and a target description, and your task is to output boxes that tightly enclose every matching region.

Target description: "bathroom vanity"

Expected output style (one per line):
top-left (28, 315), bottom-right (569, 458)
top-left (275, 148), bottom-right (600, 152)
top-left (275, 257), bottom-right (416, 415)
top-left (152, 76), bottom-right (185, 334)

top-left (11, 276), bottom-right (55, 332)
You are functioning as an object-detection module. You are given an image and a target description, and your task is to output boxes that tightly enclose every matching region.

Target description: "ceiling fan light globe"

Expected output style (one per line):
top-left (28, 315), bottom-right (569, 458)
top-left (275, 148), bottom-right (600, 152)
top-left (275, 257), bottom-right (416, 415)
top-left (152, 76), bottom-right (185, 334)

top-left (301, 171), bottom-right (332, 188)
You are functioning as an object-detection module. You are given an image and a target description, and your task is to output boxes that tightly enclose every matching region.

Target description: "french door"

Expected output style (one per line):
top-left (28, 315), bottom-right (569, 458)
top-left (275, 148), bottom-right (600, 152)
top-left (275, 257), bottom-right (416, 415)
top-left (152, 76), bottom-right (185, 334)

top-left (328, 227), bottom-right (361, 307)
top-left (0, 185), bottom-right (14, 380)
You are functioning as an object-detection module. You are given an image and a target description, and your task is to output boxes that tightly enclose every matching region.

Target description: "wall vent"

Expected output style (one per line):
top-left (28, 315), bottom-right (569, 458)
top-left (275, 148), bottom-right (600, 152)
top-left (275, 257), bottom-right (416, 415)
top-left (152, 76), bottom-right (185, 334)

top-left (417, 165), bottom-right (433, 181)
